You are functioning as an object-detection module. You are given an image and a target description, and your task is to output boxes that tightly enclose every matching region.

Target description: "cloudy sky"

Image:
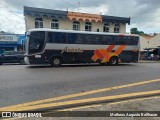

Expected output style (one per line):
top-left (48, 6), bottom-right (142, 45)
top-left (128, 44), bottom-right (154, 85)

top-left (0, 0), bottom-right (160, 34)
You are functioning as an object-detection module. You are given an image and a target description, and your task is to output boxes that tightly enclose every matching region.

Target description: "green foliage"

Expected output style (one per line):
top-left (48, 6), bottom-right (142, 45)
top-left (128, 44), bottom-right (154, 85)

top-left (130, 28), bottom-right (138, 34)
top-left (153, 32), bottom-right (157, 36)
top-left (130, 28), bottom-right (144, 35)
top-left (130, 28), bottom-right (157, 36)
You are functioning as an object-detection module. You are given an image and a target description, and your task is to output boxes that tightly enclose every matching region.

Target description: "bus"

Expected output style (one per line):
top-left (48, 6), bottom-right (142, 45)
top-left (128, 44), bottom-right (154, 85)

top-left (24, 28), bottom-right (140, 66)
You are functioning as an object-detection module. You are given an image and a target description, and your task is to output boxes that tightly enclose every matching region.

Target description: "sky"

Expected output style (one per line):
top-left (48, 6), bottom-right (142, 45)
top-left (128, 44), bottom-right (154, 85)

top-left (0, 0), bottom-right (160, 34)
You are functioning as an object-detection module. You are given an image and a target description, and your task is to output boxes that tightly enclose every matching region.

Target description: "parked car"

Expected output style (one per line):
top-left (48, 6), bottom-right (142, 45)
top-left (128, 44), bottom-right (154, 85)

top-left (0, 51), bottom-right (25, 65)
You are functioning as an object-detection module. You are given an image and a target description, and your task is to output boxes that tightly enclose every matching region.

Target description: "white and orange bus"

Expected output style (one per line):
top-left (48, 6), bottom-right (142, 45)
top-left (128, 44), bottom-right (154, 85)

top-left (24, 28), bottom-right (140, 66)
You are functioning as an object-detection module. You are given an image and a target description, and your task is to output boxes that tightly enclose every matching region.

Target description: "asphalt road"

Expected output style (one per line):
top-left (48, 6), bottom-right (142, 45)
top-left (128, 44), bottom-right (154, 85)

top-left (0, 62), bottom-right (160, 109)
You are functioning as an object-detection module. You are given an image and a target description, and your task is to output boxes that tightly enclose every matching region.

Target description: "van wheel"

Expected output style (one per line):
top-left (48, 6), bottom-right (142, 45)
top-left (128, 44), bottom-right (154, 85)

top-left (51, 57), bottom-right (62, 67)
top-left (109, 57), bottom-right (118, 65)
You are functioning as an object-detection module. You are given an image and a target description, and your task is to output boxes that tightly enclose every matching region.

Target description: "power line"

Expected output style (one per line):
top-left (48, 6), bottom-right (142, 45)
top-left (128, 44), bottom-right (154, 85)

top-left (61, 0), bottom-right (75, 7)
top-left (0, 1), bottom-right (24, 19)
top-left (36, 0), bottom-right (56, 9)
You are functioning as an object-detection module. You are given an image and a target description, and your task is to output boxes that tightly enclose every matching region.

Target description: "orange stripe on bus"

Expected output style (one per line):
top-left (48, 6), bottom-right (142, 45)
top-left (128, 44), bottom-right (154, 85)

top-left (95, 49), bottom-right (104, 60)
top-left (92, 54), bottom-right (98, 61)
top-left (106, 45), bottom-right (115, 53)
top-left (114, 45), bottom-right (126, 55)
top-left (99, 49), bottom-right (110, 60)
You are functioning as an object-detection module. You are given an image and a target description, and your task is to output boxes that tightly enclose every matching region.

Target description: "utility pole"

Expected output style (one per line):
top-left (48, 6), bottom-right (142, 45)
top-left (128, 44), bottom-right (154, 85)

top-left (78, 0), bottom-right (80, 12)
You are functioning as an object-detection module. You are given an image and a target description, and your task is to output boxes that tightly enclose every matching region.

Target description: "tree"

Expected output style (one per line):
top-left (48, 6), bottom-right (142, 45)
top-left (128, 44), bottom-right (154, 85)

top-left (130, 28), bottom-right (145, 35)
top-left (139, 31), bottom-right (145, 36)
top-left (153, 32), bottom-right (157, 36)
top-left (130, 28), bottom-right (138, 34)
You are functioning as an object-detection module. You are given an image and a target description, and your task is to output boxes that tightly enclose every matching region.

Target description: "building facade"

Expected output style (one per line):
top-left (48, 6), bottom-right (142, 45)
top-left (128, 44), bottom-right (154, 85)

top-left (140, 34), bottom-right (160, 60)
top-left (24, 6), bottom-right (130, 33)
top-left (0, 34), bottom-right (25, 52)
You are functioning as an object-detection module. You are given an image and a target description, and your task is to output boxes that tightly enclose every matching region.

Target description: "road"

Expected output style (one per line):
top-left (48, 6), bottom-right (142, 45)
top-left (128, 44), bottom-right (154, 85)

top-left (0, 62), bottom-right (160, 111)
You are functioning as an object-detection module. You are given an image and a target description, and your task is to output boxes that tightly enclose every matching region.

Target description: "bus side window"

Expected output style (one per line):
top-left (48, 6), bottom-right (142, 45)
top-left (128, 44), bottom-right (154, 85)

top-left (93, 35), bottom-right (100, 44)
top-left (126, 37), bottom-right (131, 45)
top-left (132, 37), bottom-right (139, 45)
top-left (68, 33), bottom-right (76, 44)
top-left (121, 36), bottom-right (127, 45)
top-left (75, 34), bottom-right (84, 44)
top-left (55, 33), bottom-right (66, 43)
top-left (85, 34), bottom-right (92, 44)
top-left (115, 36), bottom-right (121, 45)
top-left (48, 32), bottom-right (52, 43)
top-left (48, 32), bottom-right (55, 43)
top-left (48, 32), bottom-right (66, 44)
top-left (101, 36), bottom-right (113, 45)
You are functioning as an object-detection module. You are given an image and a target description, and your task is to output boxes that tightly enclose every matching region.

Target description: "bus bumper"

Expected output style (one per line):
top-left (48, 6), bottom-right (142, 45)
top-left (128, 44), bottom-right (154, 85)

top-left (24, 56), bottom-right (49, 65)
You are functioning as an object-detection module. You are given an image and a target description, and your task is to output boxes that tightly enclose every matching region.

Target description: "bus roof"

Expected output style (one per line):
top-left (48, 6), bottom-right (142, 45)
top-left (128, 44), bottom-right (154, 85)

top-left (27, 28), bottom-right (139, 37)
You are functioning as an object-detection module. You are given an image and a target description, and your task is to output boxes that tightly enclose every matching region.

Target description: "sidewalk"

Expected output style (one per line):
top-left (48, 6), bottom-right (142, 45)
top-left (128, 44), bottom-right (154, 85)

top-left (23, 96), bottom-right (160, 120)
top-left (4, 96), bottom-right (160, 120)
top-left (139, 60), bottom-right (159, 63)
top-left (53, 96), bottom-right (160, 120)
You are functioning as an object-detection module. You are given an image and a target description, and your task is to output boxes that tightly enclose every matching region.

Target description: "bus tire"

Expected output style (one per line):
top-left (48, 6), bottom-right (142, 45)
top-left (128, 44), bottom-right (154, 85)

top-left (0, 62), bottom-right (2, 65)
top-left (108, 56), bottom-right (118, 66)
top-left (100, 63), bottom-right (106, 66)
top-left (51, 57), bottom-right (62, 67)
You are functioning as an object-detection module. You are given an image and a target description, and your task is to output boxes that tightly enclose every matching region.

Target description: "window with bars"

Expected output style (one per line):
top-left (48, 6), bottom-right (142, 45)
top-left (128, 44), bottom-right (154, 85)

top-left (114, 23), bottom-right (120, 33)
top-left (35, 17), bottom-right (43, 28)
top-left (85, 22), bottom-right (92, 31)
top-left (103, 23), bottom-right (109, 32)
top-left (51, 19), bottom-right (59, 29)
top-left (73, 21), bottom-right (80, 31)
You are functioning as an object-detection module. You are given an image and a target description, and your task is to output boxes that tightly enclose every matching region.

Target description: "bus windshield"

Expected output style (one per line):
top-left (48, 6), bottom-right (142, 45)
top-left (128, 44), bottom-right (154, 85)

top-left (28, 31), bottom-right (45, 54)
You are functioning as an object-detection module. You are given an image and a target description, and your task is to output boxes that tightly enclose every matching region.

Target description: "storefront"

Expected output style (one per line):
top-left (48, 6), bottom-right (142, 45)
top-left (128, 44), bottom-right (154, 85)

top-left (0, 34), bottom-right (25, 53)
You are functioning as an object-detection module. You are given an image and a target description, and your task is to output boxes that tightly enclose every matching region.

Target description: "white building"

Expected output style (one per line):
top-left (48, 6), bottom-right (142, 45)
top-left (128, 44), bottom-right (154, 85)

top-left (24, 6), bottom-right (130, 33)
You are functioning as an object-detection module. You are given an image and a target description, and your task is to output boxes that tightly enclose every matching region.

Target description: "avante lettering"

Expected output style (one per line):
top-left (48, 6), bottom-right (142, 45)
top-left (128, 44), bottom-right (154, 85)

top-left (61, 46), bottom-right (83, 54)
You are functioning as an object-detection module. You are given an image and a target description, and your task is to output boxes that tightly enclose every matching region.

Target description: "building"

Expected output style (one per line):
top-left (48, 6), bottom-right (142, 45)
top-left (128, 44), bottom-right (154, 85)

top-left (140, 34), bottom-right (160, 51)
top-left (148, 34), bottom-right (160, 48)
top-left (0, 34), bottom-right (25, 52)
top-left (140, 34), bottom-right (160, 60)
top-left (24, 6), bottom-right (130, 33)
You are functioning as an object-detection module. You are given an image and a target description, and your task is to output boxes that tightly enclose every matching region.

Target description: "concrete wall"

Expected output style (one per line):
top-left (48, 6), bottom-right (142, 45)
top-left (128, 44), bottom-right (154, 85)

top-left (149, 34), bottom-right (160, 48)
top-left (140, 36), bottom-right (149, 51)
top-left (140, 34), bottom-right (160, 51)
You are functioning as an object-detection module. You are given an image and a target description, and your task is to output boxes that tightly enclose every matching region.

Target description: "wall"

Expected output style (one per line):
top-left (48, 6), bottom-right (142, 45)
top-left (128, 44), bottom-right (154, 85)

top-left (25, 15), bottom-right (127, 33)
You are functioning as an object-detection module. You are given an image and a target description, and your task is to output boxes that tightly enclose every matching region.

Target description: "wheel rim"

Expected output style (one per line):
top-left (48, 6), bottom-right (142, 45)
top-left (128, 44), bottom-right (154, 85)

top-left (54, 59), bottom-right (60, 65)
top-left (112, 59), bottom-right (117, 64)
top-left (110, 57), bottom-right (118, 65)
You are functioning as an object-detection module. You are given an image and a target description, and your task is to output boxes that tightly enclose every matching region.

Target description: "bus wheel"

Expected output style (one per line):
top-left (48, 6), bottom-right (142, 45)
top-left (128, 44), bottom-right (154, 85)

top-left (0, 62), bottom-right (2, 65)
top-left (109, 57), bottom-right (118, 66)
top-left (100, 63), bottom-right (106, 66)
top-left (51, 57), bottom-right (62, 67)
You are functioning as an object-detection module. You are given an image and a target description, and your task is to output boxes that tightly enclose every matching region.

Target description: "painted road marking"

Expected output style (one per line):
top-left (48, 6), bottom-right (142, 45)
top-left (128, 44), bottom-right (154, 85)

top-left (43, 96), bottom-right (160, 113)
top-left (1, 90), bottom-right (160, 111)
top-left (3, 96), bottom-right (160, 120)
top-left (0, 79), bottom-right (160, 111)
